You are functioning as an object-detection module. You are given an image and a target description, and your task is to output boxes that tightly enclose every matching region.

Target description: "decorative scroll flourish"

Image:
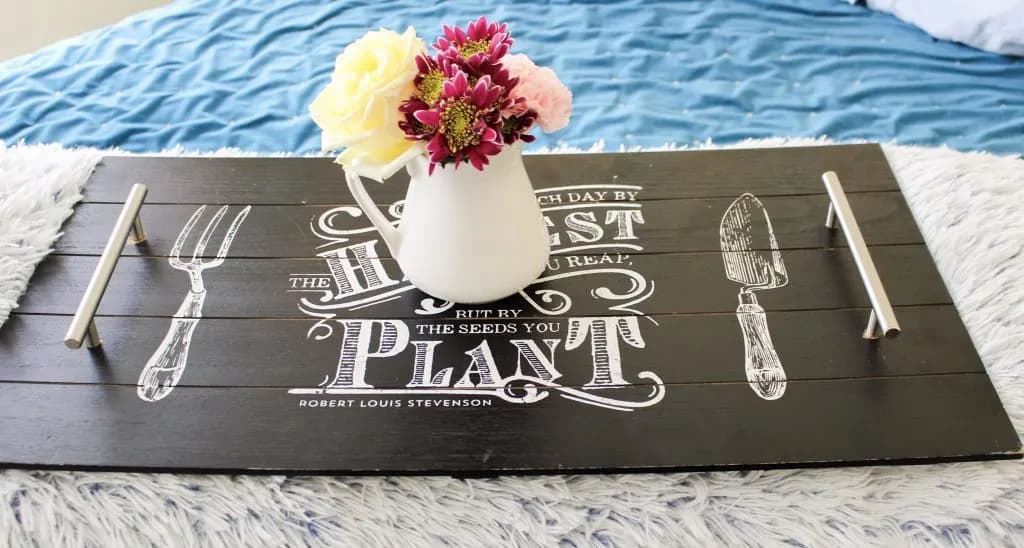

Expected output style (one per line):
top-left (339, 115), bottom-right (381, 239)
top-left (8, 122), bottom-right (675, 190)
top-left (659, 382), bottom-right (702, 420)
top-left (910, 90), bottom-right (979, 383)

top-left (299, 284), bottom-right (417, 315)
top-left (306, 318), bottom-right (336, 341)
top-left (551, 243), bottom-right (642, 255)
top-left (311, 206), bottom-right (400, 249)
top-left (557, 372), bottom-right (666, 411)
top-left (289, 371), bottom-right (666, 412)
top-left (387, 200), bottom-right (405, 219)
top-left (297, 285), bottom-right (455, 320)
top-left (502, 371), bottom-right (666, 411)
top-left (519, 268), bottom-right (655, 316)
top-left (414, 297), bottom-right (454, 315)
top-left (518, 288), bottom-right (572, 315)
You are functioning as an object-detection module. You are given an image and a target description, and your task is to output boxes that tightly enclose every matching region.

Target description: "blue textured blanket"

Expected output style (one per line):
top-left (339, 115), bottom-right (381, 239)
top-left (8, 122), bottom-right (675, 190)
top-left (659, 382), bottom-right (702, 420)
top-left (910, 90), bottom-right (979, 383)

top-left (0, 0), bottom-right (1021, 154)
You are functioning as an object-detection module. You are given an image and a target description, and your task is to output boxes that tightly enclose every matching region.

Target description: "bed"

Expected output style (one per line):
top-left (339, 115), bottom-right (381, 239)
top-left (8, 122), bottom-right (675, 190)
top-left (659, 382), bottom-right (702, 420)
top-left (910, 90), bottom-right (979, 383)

top-left (0, 0), bottom-right (1021, 155)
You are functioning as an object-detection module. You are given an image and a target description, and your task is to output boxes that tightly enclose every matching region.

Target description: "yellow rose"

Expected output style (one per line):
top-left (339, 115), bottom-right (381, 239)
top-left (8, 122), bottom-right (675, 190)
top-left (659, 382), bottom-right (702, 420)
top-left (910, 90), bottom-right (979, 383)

top-left (310, 27), bottom-right (426, 181)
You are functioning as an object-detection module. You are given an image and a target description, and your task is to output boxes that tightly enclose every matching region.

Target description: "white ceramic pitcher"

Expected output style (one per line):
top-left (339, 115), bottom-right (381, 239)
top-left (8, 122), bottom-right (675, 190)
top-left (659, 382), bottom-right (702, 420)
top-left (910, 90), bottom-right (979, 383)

top-left (345, 142), bottom-right (550, 304)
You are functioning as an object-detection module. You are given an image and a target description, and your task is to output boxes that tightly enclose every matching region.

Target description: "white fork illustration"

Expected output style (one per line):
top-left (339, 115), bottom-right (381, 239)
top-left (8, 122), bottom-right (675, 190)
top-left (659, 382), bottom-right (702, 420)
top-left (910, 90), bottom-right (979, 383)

top-left (136, 204), bottom-right (251, 402)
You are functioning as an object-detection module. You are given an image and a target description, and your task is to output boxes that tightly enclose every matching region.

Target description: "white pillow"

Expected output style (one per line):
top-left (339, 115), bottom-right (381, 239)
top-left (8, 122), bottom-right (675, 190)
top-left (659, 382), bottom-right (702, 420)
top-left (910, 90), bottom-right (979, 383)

top-left (855, 0), bottom-right (1024, 56)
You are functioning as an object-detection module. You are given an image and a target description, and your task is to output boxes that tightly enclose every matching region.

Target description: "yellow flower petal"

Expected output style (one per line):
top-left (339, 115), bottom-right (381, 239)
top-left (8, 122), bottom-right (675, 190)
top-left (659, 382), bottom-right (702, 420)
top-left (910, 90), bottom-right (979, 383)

top-left (309, 26), bottom-right (426, 180)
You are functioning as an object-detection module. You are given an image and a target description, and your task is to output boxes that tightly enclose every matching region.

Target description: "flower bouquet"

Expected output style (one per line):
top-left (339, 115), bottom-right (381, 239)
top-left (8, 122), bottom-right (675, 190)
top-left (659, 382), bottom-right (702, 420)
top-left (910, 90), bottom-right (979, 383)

top-left (310, 17), bottom-right (571, 180)
top-left (309, 18), bottom-right (572, 304)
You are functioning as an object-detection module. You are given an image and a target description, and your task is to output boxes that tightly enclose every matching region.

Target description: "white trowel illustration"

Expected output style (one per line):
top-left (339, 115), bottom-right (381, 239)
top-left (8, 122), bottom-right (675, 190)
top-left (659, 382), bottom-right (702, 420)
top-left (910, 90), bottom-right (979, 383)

top-left (136, 204), bottom-right (251, 402)
top-left (720, 194), bottom-right (788, 400)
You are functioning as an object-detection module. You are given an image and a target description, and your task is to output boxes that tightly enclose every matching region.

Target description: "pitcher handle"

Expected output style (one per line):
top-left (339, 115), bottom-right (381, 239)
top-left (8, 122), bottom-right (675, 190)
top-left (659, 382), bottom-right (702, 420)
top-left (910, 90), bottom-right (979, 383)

top-left (345, 170), bottom-right (402, 256)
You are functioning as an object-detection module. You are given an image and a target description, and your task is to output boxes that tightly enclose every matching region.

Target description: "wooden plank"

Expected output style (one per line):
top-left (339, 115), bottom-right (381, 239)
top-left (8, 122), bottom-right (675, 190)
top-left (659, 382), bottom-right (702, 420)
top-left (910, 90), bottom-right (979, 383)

top-left (84, 144), bottom-right (898, 205)
top-left (0, 375), bottom-right (1016, 474)
top-left (55, 192), bottom-right (921, 258)
top-left (17, 246), bottom-right (952, 319)
top-left (0, 306), bottom-right (984, 388)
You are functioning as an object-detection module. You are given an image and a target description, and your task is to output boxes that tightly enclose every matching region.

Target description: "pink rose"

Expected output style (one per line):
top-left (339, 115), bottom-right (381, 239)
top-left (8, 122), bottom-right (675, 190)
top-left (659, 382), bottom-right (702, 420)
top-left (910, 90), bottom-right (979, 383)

top-left (503, 54), bottom-right (572, 133)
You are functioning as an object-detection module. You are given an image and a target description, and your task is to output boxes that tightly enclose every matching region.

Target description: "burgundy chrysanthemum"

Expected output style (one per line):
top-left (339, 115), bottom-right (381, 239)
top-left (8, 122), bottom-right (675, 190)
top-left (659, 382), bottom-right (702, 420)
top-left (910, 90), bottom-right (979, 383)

top-left (398, 96), bottom-right (434, 142)
top-left (433, 16), bottom-right (513, 63)
top-left (412, 53), bottom-right (446, 107)
top-left (413, 51), bottom-right (519, 107)
top-left (408, 71), bottom-right (505, 172)
top-left (439, 54), bottom-right (520, 95)
top-left (500, 109), bottom-right (538, 145)
top-left (396, 18), bottom-right (543, 170)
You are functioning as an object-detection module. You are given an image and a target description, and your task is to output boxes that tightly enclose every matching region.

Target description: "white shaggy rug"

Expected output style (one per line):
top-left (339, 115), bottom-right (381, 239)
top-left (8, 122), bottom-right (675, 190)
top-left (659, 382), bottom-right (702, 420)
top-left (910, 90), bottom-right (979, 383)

top-left (0, 138), bottom-right (1021, 547)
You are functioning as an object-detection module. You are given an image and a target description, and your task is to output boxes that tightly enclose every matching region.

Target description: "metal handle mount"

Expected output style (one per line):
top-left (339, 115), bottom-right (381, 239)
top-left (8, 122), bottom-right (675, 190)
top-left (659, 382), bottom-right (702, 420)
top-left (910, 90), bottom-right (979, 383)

top-left (64, 183), bottom-right (149, 349)
top-left (821, 171), bottom-right (900, 340)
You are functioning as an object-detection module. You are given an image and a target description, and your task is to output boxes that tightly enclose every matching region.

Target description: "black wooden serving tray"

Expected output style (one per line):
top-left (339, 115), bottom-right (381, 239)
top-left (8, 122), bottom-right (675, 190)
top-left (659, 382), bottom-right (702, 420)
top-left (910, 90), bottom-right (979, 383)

top-left (0, 144), bottom-right (1019, 475)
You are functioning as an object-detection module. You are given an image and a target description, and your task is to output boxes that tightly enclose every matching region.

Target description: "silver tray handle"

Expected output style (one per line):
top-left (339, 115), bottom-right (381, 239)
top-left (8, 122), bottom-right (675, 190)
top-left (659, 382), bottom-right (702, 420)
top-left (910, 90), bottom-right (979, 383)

top-left (822, 171), bottom-right (901, 340)
top-left (64, 183), bottom-right (148, 349)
